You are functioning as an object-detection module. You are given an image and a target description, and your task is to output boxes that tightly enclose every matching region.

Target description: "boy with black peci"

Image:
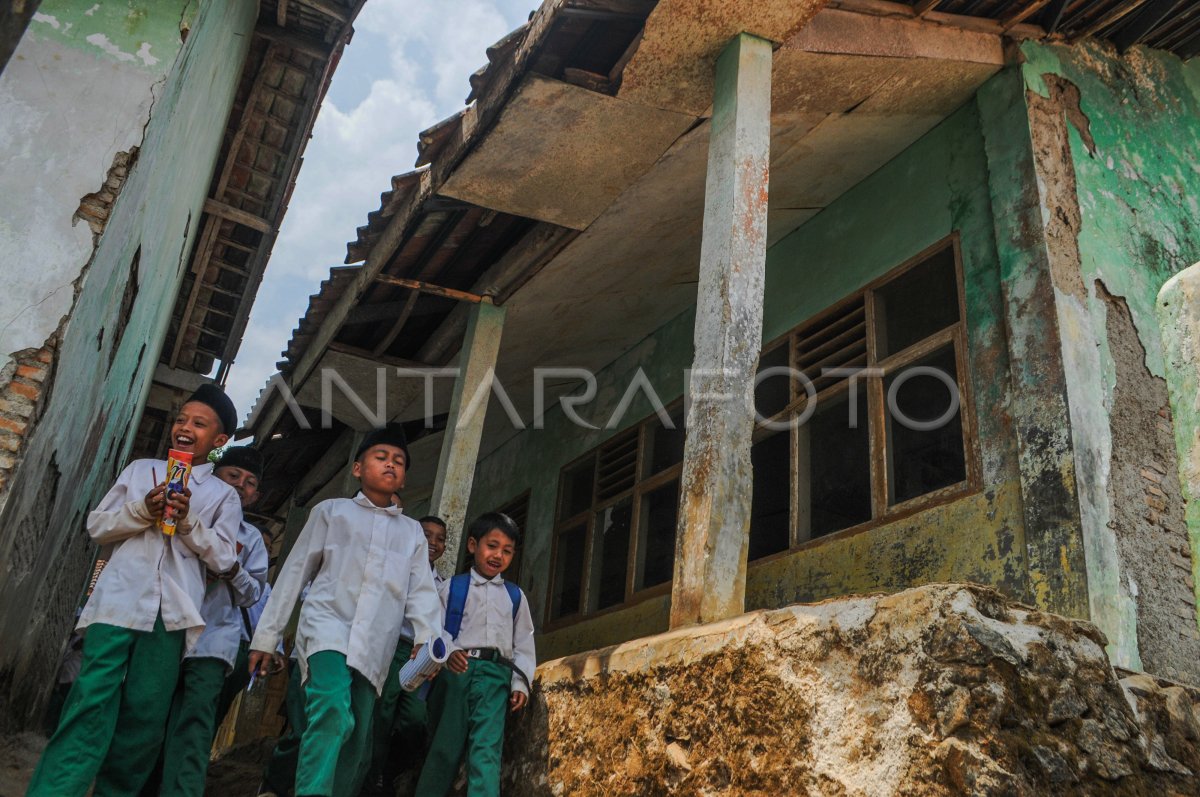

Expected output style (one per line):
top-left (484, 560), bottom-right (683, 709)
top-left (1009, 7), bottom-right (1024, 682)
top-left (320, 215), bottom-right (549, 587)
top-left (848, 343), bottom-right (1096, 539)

top-left (249, 424), bottom-right (442, 797)
top-left (415, 511), bottom-right (535, 797)
top-left (26, 384), bottom-right (242, 797)
top-left (359, 515), bottom-right (449, 795)
top-left (151, 445), bottom-right (270, 796)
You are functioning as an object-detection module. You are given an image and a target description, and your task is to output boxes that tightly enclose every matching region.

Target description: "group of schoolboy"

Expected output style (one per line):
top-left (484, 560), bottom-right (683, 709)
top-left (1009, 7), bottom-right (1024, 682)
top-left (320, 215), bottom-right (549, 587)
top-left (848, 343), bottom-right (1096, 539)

top-left (27, 382), bottom-right (535, 797)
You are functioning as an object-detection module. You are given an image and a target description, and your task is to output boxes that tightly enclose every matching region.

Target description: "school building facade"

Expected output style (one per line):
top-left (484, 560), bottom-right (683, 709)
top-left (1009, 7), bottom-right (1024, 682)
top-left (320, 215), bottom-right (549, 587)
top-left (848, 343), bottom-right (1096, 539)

top-left (229, 0), bottom-right (1200, 741)
top-left (0, 0), bottom-right (363, 731)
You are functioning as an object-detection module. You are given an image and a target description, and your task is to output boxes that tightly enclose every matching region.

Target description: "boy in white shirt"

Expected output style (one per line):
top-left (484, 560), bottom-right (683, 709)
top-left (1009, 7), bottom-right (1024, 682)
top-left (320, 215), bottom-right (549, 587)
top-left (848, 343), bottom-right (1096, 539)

top-left (249, 424), bottom-right (441, 797)
top-left (156, 445), bottom-right (270, 795)
top-left (359, 516), bottom-right (449, 795)
top-left (415, 512), bottom-right (536, 797)
top-left (26, 384), bottom-right (242, 797)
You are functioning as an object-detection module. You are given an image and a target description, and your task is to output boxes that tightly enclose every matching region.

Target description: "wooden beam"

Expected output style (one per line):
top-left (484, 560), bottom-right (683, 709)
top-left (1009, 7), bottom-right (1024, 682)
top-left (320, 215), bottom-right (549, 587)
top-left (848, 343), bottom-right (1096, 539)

top-left (1001, 0), bottom-right (1051, 31)
top-left (1042, 0), bottom-right (1070, 33)
top-left (371, 290), bottom-right (420, 357)
top-left (373, 274), bottom-right (486, 304)
top-left (294, 0), bottom-right (350, 24)
top-left (276, 0), bottom-right (288, 26)
top-left (1071, 0), bottom-right (1152, 41)
top-left (254, 24), bottom-right (334, 60)
top-left (913, 0), bottom-right (940, 15)
top-left (203, 198), bottom-right (274, 234)
top-left (1111, 0), bottom-right (1182, 48)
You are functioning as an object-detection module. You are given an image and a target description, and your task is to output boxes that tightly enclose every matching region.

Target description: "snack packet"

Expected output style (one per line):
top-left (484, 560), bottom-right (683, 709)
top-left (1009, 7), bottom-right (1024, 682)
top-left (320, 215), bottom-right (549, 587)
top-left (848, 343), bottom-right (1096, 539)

top-left (160, 449), bottom-right (193, 535)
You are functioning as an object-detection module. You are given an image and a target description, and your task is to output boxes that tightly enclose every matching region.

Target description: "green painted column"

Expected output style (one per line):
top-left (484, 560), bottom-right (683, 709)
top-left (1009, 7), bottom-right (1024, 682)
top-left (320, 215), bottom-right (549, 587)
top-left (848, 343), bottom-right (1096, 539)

top-left (1156, 263), bottom-right (1200, 625)
top-left (671, 33), bottom-right (772, 630)
top-left (431, 299), bottom-right (506, 578)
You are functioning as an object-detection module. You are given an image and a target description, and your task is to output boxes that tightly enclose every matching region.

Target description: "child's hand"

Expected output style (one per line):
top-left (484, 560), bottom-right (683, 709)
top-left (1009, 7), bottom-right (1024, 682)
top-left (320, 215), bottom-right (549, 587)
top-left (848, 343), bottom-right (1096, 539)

top-left (144, 483), bottom-right (167, 519)
top-left (248, 650), bottom-right (277, 677)
top-left (166, 485), bottom-right (192, 521)
top-left (409, 643), bottom-right (423, 661)
top-left (510, 691), bottom-right (528, 712)
top-left (447, 649), bottom-right (469, 674)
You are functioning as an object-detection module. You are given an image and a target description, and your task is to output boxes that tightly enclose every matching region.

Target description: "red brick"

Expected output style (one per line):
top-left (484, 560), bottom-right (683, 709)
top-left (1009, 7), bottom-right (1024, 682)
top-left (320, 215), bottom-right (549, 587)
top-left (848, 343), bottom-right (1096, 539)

top-left (37, 347), bottom-right (55, 362)
top-left (15, 364), bottom-right (45, 383)
top-left (0, 417), bottom-right (26, 435)
top-left (0, 434), bottom-right (20, 453)
top-left (8, 382), bottom-right (39, 400)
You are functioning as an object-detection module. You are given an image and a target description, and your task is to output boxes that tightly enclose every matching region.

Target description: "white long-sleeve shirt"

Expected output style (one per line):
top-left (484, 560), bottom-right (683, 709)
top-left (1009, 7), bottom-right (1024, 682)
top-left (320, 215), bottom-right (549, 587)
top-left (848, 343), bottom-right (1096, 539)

top-left (443, 569), bottom-right (536, 696)
top-left (400, 566), bottom-right (445, 641)
top-left (186, 520), bottom-right (268, 669)
top-left (80, 459), bottom-right (241, 650)
top-left (250, 493), bottom-right (442, 694)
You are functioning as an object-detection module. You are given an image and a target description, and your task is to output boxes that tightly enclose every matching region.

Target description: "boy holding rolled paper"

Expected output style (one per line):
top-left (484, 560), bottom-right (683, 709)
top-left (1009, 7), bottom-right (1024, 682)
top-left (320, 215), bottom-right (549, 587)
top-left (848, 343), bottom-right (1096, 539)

top-left (415, 512), bottom-right (535, 797)
top-left (360, 516), bottom-right (449, 795)
top-left (249, 424), bottom-right (441, 797)
top-left (153, 445), bottom-right (270, 796)
top-left (27, 384), bottom-right (242, 797)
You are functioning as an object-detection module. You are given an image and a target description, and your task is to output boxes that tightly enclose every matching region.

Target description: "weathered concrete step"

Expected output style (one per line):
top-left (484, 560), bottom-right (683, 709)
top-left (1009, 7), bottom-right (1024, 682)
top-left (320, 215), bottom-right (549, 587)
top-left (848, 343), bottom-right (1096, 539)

top-left (500, 583), bottom-right (1200, 796)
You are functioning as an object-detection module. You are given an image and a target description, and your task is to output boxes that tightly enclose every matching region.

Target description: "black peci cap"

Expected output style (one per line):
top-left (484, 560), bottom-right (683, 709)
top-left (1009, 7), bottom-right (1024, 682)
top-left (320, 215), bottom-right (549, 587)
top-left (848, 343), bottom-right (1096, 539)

top-left (355, 423), bottom-right (410, 467)
top-left (216, 445), bottom-right (264, 480)
top-left (186, 383), bottom-right (238, 436)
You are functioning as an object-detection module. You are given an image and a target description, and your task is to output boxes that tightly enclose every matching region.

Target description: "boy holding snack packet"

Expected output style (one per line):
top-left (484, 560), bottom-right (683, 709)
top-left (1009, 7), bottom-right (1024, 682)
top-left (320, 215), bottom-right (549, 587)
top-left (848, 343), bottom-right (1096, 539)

top-left (249, 424), bottom-right (441, 797)
top-left (155, 445), bottom-right (270, 795)
top-left (416, 512), bottom-right (535, 797)
top-left (27, 384), bottom-right (242, 797)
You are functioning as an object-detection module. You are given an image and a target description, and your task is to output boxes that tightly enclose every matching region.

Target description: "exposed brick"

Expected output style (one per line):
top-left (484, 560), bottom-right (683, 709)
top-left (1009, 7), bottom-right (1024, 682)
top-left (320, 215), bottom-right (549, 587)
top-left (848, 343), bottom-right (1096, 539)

top-left (15, 364), bottom-right (45, 383)
top-left (0, 434), bottom-right (21, 453)
top-left (1141, 467), bottom-right (1162, 483)
top-left (0, 417), bottom-right (26, 435)
top-left (8, 382), bottom-right (39, 401)
top-left (0, 453), bottom-right (13, 470)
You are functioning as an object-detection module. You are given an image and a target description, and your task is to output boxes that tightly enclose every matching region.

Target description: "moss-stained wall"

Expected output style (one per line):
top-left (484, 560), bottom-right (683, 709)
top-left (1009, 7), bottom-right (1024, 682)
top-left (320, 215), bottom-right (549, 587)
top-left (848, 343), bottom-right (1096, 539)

top-left (470, 101), bottom-right (1031, 662)
top-left (0, 0), bottom-right (256, 731)
top-left (1016, 41), bottom-right (1200, 682)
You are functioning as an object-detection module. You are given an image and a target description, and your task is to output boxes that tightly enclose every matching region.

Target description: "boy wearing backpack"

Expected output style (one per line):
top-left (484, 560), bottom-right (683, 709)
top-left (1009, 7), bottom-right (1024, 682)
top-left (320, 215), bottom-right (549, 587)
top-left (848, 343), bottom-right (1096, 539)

top-left (415, 512), bottom-right (535, 797)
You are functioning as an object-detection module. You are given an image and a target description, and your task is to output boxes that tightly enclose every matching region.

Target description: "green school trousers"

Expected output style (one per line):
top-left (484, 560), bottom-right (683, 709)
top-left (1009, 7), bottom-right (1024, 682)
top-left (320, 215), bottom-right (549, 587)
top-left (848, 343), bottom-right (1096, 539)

top-left (26, 615), bottom-right (184, 797)
top-left (295, 650), bottom-right (376, 797)
top-left (262, 658), bottom-right (307, 797)
top-left (157, 656), bottom-right (227, 796)
top-left (213, 640), bottom-right (251, 731)
top-left (415, 658), bottom-right (510, 797)
top-left (361, 639), bottom-right (428, 793)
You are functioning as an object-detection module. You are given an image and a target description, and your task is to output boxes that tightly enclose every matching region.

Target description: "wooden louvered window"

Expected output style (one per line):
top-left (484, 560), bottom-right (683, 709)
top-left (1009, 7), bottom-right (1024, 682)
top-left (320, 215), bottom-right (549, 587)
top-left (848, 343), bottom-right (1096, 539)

top-left (548, 403), bottom-right (685, 624)
top-left (751, 235), bottom-right (978, 550)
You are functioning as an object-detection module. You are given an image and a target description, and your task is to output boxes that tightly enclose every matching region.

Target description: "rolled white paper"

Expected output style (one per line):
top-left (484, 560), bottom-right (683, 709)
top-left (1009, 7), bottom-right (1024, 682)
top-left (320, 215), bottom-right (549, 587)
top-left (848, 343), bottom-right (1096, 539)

top-left (398, 635), bottom-right (452, 691)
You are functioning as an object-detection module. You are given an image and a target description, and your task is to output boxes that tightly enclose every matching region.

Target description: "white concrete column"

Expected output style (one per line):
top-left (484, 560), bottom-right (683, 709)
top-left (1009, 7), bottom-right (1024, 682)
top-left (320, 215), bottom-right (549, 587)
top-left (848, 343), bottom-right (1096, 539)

top-left (671, 33), bottom-right (772, 629)
top-left (431, 299), bottom-right (506, 577)
top-left (1157, 262), bottom-right (1200, 623)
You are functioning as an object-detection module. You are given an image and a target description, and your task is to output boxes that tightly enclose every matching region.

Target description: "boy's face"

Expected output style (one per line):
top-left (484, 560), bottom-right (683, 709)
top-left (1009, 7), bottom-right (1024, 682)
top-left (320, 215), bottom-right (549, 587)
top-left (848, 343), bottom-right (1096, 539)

top-left (171, 401), bottom-right (229, 459)
top-left (215, 465), bottom-right (259, 509)
top-left (351, 444), bottom-right (407, 496)
top-left (467, 528), bottom-right (515, 580)
top-left (421, 521), bottom-right (447, 564)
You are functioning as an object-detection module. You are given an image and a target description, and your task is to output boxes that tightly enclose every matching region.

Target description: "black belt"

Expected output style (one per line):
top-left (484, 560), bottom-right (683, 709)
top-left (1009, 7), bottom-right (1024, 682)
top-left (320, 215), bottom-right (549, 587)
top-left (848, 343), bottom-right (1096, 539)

top-left (464, 647), bottom-right (502, 662)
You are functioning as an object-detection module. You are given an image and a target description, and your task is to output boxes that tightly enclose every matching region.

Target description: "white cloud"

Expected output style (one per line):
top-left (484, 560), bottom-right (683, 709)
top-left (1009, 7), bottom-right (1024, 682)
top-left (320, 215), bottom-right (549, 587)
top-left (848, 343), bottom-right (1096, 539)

top-left (223, 0), bottom-right (534, 426)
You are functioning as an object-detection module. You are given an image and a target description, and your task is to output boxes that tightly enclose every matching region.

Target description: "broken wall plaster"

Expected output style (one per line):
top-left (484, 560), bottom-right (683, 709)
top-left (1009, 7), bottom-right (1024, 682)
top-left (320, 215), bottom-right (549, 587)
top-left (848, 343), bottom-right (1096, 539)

top-left (1016, 39), bottom-right (1200, 676)
top-left (0, 1), bottom-right (183, 374)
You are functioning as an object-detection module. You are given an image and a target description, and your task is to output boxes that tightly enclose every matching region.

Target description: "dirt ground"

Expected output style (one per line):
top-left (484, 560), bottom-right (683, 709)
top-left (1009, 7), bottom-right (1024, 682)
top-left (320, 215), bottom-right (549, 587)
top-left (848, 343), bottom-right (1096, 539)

top-left (0, 732), bottom-right (44, 797)
top-left (0, 732), bottom-right (274, 797)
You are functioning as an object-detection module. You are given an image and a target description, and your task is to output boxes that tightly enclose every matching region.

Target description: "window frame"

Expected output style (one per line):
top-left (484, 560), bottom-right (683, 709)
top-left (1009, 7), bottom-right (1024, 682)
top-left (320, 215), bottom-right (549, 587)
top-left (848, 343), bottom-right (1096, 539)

top-left (750, 232), bottom-right (980, 557)
top-left (544, 404), bottom-right (685, 629)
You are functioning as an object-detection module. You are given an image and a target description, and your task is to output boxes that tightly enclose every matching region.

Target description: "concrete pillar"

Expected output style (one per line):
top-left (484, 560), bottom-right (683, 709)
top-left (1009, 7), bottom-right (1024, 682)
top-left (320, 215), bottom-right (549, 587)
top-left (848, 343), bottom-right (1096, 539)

top-left (1156, 262), bottom-right (1200, 623)
top-left (670, 33), bottom-right (772, 629)
top-left (431, 299), bottom-right (506, 578)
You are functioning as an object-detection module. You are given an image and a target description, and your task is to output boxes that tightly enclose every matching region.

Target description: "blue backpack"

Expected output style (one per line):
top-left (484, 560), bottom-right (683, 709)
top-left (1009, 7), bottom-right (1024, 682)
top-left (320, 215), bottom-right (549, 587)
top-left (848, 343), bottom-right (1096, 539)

top-left (443, 572), bottom-right (521, 639)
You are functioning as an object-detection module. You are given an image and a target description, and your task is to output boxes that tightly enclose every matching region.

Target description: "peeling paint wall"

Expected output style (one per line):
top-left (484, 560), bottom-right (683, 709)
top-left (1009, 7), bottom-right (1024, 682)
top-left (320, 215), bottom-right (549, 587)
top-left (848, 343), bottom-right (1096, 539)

top-left (0, 0), bottom-right (256, 731)
top-left (469, 101), bottom-right (1032, 662)
top-left (1019, 41), bottom-right (1200, 682)
top-left (0, 0), bottom-right (190, 367)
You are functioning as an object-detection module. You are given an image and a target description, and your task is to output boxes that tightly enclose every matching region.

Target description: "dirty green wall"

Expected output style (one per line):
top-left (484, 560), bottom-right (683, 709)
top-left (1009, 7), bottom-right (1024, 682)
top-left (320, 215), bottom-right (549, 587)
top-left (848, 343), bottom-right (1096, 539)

top-left (1017, 41), bottom-right (1200, 681)
top-left (469, 101), bottom-right (1030, 663)
top-left (0, 0), bottom-right (256, 730)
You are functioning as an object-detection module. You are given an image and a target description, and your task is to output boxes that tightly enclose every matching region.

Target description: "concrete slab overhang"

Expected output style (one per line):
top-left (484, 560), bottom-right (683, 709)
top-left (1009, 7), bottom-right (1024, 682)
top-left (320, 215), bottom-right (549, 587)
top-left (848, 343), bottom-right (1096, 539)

top-left (408, 5), bottom-right (1008, 456)
top-left (259, 3), bottom-right (1007, 453)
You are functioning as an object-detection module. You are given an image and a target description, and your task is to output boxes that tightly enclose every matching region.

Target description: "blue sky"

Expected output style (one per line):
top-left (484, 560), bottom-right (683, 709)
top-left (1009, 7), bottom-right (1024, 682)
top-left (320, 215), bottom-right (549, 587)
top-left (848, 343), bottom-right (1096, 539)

top-left (224, 0), bottom-right (536, 425)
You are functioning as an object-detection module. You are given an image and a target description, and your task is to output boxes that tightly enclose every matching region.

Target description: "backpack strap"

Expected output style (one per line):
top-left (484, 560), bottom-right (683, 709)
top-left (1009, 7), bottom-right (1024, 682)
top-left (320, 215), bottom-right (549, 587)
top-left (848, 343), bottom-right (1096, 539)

top-left (503, 581), bottom-right (521, 619)
top-left (444, 573), bottom-right (471, 640)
